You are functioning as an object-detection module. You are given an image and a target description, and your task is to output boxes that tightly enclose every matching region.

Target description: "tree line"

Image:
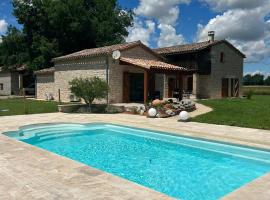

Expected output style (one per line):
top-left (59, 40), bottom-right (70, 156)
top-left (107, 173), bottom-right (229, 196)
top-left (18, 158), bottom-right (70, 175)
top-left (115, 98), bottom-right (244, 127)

top-left (243, 73), bottom-right (270, 86)
top-left (0, 0), bottom-right (133, 71)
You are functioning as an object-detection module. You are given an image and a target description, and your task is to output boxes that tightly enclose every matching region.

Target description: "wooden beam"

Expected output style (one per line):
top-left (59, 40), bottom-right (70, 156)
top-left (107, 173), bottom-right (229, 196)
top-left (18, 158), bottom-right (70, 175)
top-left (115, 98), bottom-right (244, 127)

top-left (144, 70), bottom-right (149, 103)
top-left (178, 73), bottom-right (183, 100)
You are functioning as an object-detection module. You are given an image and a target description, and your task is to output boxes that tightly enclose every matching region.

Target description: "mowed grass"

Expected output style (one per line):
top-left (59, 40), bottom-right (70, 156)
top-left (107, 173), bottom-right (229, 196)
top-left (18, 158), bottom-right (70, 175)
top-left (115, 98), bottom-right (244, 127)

top-left (192, 95), bottom-right (270, 130)
top-left (0, 98), bottom-right (59, 116)
top-left (243, 86), bottom-right (270, 95)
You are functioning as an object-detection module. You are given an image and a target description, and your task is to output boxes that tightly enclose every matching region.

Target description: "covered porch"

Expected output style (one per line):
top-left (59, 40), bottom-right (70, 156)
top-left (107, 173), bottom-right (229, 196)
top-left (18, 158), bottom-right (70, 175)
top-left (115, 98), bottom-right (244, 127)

top-left (119, 57), bottom-right (194, 103)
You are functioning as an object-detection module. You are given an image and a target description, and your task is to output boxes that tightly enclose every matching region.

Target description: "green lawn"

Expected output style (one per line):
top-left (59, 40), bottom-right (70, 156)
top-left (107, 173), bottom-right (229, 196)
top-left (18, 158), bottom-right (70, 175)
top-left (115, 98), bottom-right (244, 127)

top-left (192, 95), bottom-right (270, 130)
top-left (0, 98), bottom-right (59, 116)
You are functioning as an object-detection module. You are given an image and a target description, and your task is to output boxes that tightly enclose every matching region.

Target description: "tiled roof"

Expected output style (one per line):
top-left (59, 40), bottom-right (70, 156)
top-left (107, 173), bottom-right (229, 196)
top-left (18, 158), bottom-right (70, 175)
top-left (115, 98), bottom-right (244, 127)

top-left (53, 41), bottom-right (146, 62)
top-left (34, 67), bottom-right (55, 75)
top-left (120, 57), bottom-right (188, 71)
top-left (154, 40), bottom-right (246, 57)
top-left (0, 65), bottom-right (26, 73)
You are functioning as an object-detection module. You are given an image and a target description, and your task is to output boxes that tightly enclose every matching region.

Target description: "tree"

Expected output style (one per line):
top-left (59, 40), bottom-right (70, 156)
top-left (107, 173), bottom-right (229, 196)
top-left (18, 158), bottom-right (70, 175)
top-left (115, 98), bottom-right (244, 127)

top-left (251, 74), bottom-right (264, 85)
top-left (69, 77), bottom-right (109, 111)
top-left (90, 0), bottom-right (134, 46)
top-left (265, 76), bottom-right (270, 85)
top-left (10, 0), bottom-right (133, 70)
top-left (243, 74), bottom-right (252, 85)
top-left (0, 26), bottom-right (29, 69)
top-left (243, 73), bottom-right (265, 85)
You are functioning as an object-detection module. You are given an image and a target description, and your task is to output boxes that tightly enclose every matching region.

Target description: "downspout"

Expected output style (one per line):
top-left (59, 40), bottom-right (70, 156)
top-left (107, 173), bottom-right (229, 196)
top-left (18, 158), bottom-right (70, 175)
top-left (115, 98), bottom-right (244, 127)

top-left (106, 56), bottom-right (109, 105)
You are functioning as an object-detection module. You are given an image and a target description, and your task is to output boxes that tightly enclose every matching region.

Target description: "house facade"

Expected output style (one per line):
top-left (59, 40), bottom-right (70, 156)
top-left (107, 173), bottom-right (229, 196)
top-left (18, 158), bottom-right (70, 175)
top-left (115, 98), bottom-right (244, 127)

top-left (0, 66), bottom-right (35, 96)
top-left (35, 35), bottom-right (245, 103)
top-left (155, 35), bottom-right (245, 99)
top-left (0, 66), bottom-right (26, 96)
top-left (36, 41), bottom-right (191, 103)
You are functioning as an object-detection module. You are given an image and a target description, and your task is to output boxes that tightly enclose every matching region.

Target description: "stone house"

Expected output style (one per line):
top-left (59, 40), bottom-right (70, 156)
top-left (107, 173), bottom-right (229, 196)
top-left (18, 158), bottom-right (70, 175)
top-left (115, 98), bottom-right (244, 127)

top-left (154, 32), bottom-right (245, 98)
top-left (0, 66), bottom-right (26, 96)
top-left (35, 33), bottom-right (245, 103)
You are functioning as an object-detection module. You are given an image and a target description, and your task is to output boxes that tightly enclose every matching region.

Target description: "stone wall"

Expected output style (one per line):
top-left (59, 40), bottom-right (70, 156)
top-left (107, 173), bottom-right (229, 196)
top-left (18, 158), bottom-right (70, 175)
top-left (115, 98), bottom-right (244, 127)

top-left (108, 58), bottom-right (144, 103)
top-left (37, 45), bottom-right (172, 103)
top-left (54, 56), bottom-right (107, 102)
top-left (109, 45), bottom-right (163, 103)
top-left (0, 72), bottom-right (11, 95)
top-left (36, 74), bottom-right (55, 100)
top-left (195, 42), bottom-right (244, 98)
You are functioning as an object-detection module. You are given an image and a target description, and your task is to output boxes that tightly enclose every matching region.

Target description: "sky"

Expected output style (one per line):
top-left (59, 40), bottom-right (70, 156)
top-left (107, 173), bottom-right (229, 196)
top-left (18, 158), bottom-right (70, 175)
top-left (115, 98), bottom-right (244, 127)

top-left (0, 0), bottom-right (270, 76)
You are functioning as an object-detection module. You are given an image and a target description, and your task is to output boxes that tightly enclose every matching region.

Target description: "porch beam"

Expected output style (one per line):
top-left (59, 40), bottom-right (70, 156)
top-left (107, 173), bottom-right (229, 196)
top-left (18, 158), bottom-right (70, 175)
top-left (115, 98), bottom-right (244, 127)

top-left (178, 72), bottom-right (183, 100)
top-left (144, 70), bottom-right (149, 103)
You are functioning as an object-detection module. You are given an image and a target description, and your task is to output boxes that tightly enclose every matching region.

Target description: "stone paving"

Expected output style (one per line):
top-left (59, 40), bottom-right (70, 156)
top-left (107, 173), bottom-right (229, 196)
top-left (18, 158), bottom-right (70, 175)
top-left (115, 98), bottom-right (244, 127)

top-left (0, 113), bottom-right (270, 199)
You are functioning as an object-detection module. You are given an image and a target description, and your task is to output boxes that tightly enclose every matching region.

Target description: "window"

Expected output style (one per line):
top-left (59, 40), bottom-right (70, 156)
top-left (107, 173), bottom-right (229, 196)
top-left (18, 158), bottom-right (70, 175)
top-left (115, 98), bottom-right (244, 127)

top-left (0, 83), bottom-right (3, 90)
top-left (220, 52), bottom-right (224, 63)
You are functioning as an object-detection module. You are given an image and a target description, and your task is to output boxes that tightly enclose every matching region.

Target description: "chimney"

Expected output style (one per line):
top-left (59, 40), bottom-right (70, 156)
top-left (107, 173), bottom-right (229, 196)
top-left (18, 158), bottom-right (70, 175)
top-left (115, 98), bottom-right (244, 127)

top-left (208, 31), bottom-right (215, 42)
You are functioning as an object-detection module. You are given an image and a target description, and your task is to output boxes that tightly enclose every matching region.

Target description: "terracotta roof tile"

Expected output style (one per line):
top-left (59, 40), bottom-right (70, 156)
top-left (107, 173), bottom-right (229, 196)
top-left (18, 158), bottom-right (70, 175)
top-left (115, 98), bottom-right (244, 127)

top-left (154, 41), bottom-right (221, 55)
top-left (154, 40), bottom-right (246, 58)
top-left (120, 57), bottom-right (188, 71)
top-left (53, 41), bottom-right (142, 62)
top-left (34, 67), bottom-right (55, 75)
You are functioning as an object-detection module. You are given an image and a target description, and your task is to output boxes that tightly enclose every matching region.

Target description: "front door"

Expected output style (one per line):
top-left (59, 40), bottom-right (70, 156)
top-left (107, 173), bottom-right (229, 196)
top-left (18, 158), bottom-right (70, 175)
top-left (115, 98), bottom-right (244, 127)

top-left (222, 78), bottom-right (229, 97)
top-left (129, 73), bottom-right (144, 102)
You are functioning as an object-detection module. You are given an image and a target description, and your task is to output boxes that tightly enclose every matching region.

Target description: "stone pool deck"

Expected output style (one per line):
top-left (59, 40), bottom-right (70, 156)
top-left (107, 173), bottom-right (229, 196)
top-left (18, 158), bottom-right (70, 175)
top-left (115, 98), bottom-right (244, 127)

top-left (0, 113), bottom-right (270, 199)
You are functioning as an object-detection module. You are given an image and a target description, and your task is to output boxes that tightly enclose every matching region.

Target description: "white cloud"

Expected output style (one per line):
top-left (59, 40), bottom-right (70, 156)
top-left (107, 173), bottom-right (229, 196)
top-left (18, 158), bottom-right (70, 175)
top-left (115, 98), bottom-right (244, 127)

top-left (201, 0), bottom-right (268, 12)
top-left (197, 9), bottom-right (266, 42)
top-left (0, 19), bottom-right (8, 34)
top-left (134, 0), bottom-right (190, 25)
top-left (126, 19), bottom-right (155, 46)
top-left (127, 0), bottom-right (189, 47)
top-left (157, 24), bottom-right (185, 47)
top-left (244, 70), bottom-right (270, 78)
top-left (197, 1), bottom-right (270, 63)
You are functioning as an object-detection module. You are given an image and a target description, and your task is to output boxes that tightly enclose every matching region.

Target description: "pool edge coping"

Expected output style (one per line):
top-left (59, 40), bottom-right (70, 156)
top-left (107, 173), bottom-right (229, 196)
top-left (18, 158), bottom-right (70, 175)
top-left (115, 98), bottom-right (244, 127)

top-left (1, 113), bottom-right (270, 199)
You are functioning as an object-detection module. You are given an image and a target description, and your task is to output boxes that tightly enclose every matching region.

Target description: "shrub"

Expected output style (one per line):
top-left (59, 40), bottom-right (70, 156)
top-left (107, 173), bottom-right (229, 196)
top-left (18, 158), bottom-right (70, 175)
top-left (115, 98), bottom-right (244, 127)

top-left (244, 90), bottom-right (254, 100)
top-left (69, 77), bottom-right (109, 112)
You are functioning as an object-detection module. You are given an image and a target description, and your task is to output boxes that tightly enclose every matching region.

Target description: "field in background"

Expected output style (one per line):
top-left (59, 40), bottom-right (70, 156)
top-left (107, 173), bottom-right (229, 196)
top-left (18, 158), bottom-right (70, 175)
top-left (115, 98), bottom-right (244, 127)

top-left (243, 86), bottom-right (270, 95)
top-left (193, 95), bottom-right (270, 130)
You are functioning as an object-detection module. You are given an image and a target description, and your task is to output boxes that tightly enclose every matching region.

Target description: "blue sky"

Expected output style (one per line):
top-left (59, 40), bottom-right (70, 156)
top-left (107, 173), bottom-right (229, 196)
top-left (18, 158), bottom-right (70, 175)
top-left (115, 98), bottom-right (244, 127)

top-left (0, 0), bottom-right (270, 76)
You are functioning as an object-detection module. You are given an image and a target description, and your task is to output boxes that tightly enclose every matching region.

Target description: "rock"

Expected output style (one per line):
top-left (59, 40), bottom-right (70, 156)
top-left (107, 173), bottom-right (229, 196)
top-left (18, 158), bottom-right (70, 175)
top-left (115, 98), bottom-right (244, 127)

top-left (165, 109), bottom-right (175, 116)
top-left (152, 99), bottom-right (162, 106)
top-left (139, 109), bottom-right (145, 115)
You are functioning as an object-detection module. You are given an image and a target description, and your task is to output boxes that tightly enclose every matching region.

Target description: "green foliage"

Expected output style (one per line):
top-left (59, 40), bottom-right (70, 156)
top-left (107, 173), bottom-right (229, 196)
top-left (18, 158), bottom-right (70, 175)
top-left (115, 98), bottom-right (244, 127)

top-left (265, 76), bottom-right (270, 86)
top-left (244, 90), bottom-right (253, 100)
top-left (69, 77), bottom-right (109, 108)
top-left (193, 95), bottom-right (270, 130)
top-left (91, 0), bottom-right (134, 46)
top-left (0, 0), bottom-right (133, 70)
top-left (243, 73), bottom-right (267, 85)
top-left (0, 26), bottom-right (29, 69)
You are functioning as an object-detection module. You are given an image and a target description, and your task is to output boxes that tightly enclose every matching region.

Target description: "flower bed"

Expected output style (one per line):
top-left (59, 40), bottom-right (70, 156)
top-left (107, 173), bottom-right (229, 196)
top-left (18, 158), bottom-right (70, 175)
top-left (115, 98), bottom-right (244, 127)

top-left (145, 99), bottom-right (196, 118)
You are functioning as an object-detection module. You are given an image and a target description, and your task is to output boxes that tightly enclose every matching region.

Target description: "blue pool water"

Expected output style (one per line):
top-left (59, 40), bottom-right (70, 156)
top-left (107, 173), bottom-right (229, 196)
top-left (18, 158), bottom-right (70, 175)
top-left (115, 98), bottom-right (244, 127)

top-left (5, 123), bottom-right (270, 200)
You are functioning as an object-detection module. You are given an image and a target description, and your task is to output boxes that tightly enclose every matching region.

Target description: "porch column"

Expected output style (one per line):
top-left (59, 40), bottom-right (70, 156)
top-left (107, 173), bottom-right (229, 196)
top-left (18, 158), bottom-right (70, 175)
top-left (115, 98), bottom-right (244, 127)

top-left (144, 70), bottom-right (149, 103)
top-left (178, 72), bottom-right (183, 100)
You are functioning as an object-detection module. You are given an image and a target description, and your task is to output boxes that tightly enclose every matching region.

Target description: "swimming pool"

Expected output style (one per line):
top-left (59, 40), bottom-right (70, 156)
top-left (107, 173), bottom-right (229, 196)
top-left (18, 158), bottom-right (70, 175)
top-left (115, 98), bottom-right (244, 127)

top-left (5, 123), bottom-right (270, 200)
